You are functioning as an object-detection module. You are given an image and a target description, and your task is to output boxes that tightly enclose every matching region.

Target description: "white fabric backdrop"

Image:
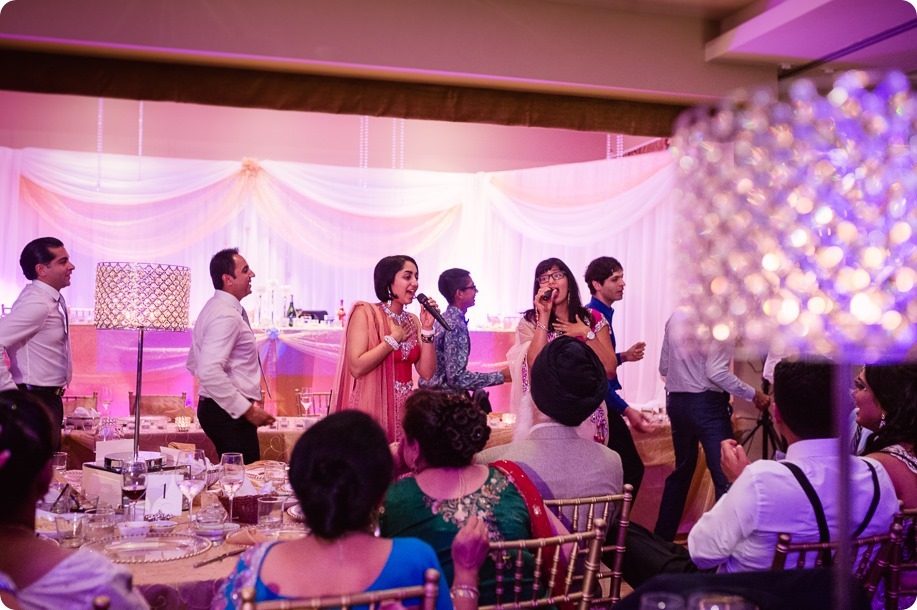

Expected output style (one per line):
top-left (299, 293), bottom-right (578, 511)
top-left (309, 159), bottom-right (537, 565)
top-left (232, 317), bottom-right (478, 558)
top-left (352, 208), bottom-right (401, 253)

top-left (0, 146), bottom-right (677, 407)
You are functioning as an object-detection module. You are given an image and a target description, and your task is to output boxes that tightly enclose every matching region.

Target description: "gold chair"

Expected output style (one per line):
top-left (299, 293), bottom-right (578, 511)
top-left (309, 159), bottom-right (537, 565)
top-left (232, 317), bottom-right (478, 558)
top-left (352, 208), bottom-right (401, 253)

top-left (128, 392), bottom-right (192, 421)
top-left (311, 391), bottom-right (332, 417)
top-left (885, 508), bottom-right (917, 610)
top-left (543, 485), bottom-right (634, 607)
top-left (62, 391), bottom-right (99, 415)
top-left (480, 518), bottom-right (607, 610)
top-left (771, 519), bottom-right (904, 602)
top-left (239, 567), bottom-right (440, 610)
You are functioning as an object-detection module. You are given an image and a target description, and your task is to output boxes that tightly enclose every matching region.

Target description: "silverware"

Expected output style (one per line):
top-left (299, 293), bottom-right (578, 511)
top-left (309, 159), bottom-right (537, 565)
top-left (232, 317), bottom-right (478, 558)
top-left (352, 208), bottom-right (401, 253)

top-left (192, 547), bottom-right (245, 568)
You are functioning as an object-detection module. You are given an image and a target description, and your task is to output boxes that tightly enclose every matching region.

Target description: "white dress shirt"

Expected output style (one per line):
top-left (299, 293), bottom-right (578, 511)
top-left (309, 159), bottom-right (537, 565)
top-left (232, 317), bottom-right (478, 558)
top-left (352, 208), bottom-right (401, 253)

top-left (687, 438), bottom-right (899, 573)
top-left (658, 309), bottom-right (754, 401)
top-left (0, 281), bottom-right (72, 390)
top-left (186, 290), bottom-right (261, 419)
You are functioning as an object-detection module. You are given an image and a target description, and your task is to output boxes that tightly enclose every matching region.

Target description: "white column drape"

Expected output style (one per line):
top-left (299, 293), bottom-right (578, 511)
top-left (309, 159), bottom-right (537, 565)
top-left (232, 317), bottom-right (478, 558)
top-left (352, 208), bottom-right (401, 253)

top-left (0, 146), bottom-right (676, 408)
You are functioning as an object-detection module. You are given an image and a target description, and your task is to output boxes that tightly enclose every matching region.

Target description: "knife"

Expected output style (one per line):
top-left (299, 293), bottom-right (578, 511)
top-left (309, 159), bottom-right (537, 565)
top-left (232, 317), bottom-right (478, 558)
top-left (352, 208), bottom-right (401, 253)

top-left (193, 547), bottom-right (245, 568)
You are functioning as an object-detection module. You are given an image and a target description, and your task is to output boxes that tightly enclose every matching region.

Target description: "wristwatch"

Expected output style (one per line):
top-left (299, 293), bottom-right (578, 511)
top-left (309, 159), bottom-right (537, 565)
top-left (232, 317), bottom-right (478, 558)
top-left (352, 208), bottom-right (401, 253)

top-left (585, 330), bottom-right (596, 341)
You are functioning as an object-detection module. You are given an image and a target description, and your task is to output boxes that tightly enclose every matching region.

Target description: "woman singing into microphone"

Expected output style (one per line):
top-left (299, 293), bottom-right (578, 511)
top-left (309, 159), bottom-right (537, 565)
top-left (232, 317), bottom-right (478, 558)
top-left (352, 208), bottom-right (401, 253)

top-left (332, 255), bottom-right (439, 441)
top-left (507, 257), bottom-right (617, 441)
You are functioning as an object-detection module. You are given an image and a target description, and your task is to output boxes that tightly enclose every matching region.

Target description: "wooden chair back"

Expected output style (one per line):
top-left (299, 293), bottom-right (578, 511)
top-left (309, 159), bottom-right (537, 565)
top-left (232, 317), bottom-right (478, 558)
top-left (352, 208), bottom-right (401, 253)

top-left (128, 392), bottom-right (192, 420)
top-left (479, 518), bottom-right (607, 610)
top-left (239, 567), bottom-right (439, 610)
top-left (885, 508), bottom-right (917, 610)
top-left (771, 519), bottom-right (904, 601)
top-left (543, 485), bottom-right (633, 607)
top-left (62, 391), bottom-right (99, 415)
top-left (311, 391), bottom-right (332, 417)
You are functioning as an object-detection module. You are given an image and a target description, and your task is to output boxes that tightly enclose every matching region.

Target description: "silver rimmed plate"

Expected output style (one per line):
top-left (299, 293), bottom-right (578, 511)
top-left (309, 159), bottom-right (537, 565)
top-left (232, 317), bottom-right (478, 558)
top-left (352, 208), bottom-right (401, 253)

top-left (82, 534), bottom-right (212, 564)
top-left (286, 504), bottom-right (304, 522)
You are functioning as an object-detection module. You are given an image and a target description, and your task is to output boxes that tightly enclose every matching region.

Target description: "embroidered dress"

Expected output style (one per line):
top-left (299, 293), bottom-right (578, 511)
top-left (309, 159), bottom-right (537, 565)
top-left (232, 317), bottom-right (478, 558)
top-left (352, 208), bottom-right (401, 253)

top-left (216, 538), bottom-right (451, 610)
top-left (381, 466), bottom-right (535, 605)
top-left (332, 302), bottom-right (421, 441)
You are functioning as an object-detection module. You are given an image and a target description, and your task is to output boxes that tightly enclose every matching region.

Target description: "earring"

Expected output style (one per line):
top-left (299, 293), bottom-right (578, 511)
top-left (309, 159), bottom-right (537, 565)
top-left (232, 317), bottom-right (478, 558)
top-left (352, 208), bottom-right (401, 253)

top-left (879, 412), bottom-right (887, 430)
top-left (370, 508), bottom-right (382, 537)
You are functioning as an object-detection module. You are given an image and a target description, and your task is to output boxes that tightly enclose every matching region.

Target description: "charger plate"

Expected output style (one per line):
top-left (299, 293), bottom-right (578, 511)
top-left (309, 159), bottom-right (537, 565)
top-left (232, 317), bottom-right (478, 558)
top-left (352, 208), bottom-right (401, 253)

top-left (286, 504), bottom-right (304, 522)
top-left (82, 533), bottom-right (211, 564)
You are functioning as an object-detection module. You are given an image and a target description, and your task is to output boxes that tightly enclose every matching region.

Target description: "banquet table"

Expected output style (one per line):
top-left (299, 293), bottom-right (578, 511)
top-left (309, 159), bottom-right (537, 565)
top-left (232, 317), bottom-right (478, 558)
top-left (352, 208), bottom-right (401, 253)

top-left (62, 418), bottom-right (320, 468)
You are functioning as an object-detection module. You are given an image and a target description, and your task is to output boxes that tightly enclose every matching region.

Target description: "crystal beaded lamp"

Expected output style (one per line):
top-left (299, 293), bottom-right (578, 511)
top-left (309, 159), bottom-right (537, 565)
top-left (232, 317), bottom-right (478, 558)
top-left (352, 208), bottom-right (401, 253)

top-left (95, 262), bottom-right (191, 455)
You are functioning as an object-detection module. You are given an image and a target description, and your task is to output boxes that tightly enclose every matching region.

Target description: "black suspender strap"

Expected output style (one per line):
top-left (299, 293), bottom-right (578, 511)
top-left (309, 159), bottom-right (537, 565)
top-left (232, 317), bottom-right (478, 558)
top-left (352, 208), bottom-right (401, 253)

top-left (851, 459), bottom-right (881, 538)
top-left (781, 462), bottom-right (830, 544)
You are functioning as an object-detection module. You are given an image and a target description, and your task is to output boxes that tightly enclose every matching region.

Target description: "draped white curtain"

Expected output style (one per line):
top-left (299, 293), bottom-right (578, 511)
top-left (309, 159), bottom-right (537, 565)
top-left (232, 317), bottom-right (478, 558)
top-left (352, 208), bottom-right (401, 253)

top-left (0, 146), bottom-right (677, 408)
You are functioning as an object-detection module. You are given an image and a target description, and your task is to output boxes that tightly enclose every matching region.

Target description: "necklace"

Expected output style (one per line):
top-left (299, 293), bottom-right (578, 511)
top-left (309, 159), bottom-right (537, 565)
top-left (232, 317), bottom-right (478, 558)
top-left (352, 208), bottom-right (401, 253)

top-left (380, 301), bottom-right (409, 325)
top-left (379, 302), bottom-right (417, 359)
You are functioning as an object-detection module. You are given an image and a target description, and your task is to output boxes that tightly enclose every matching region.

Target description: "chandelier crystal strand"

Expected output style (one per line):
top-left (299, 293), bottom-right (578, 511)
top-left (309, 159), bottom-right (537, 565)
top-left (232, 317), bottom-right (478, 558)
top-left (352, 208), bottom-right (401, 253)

top-left (96, 98), bottom-right (104, 191)
top-left (137, 101), bottom-right (144, 181)
top-left (671, 70), bottom-right (917, 360)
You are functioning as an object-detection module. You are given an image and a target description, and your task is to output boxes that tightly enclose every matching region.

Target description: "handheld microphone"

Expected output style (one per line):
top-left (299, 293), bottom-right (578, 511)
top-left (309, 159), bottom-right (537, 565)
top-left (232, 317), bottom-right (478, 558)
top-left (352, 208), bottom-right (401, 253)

top-left (540, 288), bottom-right (556, 302)
top-left (416, 293), bottom-right (452, 331)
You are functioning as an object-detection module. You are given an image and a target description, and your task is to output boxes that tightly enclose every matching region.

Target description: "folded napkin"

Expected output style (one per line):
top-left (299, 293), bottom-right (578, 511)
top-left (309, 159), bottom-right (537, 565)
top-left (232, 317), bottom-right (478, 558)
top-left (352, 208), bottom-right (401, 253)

top-left (71, 407), bottom-right (99, 418)
top-left (226, 527), bottom-right (272, 546)
top-left (169, 441), bottom-right (196, 452)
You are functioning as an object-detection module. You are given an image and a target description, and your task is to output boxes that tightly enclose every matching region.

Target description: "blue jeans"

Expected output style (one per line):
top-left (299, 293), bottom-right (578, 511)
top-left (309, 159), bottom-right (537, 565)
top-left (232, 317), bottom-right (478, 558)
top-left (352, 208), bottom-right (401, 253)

top-left (654, 390), bottom-right (732, 541)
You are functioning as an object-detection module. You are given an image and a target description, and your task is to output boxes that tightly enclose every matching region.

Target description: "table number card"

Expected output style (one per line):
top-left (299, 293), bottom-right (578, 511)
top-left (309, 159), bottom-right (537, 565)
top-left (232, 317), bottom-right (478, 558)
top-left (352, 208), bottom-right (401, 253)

top-left (145, 472), bottom-right (183, 517)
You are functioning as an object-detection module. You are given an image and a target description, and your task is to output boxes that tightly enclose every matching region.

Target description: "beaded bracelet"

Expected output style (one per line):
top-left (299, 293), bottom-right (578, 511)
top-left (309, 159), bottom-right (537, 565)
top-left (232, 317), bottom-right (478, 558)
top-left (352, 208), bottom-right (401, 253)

top-left (535, 322), bottom-right (551, 333)
top-left (420, 328), bottom-right (435, 337)
top-left (450, 585), bottom-right (479, 600)
top-left (383, 335), bottom-right (400, 350)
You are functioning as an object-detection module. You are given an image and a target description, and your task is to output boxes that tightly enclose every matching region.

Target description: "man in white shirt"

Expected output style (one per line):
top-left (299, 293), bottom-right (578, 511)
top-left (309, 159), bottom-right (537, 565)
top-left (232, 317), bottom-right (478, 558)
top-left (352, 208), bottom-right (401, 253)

top-left (187, 248), bottom-right (274, 463)
top-left (654, 306), bottom-right (769, 541)
top-left (622, 357), bottom-right (899, 587)
top-left (0, 237), bottom-right (75, 449)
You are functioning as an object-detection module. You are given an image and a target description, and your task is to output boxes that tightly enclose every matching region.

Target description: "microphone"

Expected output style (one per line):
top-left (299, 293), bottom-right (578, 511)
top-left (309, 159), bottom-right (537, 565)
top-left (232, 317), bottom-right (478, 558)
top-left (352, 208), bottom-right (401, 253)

top-left (540, 288), bottom-right (556, 302)
top-left (416, 293), bottom-right (452, 331)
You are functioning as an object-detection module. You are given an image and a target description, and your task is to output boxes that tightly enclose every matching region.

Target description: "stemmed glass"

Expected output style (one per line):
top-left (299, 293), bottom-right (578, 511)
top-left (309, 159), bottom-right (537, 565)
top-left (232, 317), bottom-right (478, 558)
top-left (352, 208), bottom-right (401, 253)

top-left (99, 386), bottom-right (113, 417)
top-left (121, 457), bottom-right (148, 521)
top-left (177, 450), bottom-right (207, 517)
top-left (220, 453), bottom-right (245, 523)
top-left (299, 387), bottom-right (313, 416)
top-left (264, 461), bottom-right (287, 495)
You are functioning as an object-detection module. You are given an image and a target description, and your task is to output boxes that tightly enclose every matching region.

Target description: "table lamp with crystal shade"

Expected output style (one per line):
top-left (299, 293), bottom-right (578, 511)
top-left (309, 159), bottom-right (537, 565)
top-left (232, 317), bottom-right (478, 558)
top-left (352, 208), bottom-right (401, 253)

top-left (94, 262), bottom-right (191, 457)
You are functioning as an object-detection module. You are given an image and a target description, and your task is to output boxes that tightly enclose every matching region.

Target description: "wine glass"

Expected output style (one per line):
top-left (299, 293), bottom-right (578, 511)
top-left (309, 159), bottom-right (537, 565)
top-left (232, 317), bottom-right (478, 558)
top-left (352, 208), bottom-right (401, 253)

top-left (99, 385), bottom-right (113, 417)
top-left (220, 453), bottom-right (245, 523)
top-left (264, 461), bottom-right (287, 494)
top-left (121, 457), bottom-right (148, 521)
top-left (299, 387), bottom-right (313, 416)
top-left (177, 450), bottom-right (207, 517)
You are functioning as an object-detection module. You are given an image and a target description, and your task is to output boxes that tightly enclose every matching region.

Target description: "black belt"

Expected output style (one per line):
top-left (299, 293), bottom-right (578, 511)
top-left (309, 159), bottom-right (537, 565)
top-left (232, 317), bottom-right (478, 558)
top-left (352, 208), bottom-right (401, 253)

top-left (17, 384), bottom-right (66, 397)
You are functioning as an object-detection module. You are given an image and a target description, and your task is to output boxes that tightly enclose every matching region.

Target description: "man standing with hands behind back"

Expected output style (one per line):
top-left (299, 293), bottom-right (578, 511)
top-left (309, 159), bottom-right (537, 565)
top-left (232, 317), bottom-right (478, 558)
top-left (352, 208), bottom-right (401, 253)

top-left (187, 248), bottom-right (274, 464)
top-left (0, 237), bottom-right (75, 449)
top-left (584, 256), bottom-right (653, 498)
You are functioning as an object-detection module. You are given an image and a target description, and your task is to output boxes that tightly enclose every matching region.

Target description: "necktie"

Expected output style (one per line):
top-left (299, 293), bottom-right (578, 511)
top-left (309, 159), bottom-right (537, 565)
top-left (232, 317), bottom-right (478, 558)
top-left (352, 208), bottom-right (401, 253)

top-left (242, 308), bottom-right (271, 399)
top-left (58, 295), bottom-right (73, 385)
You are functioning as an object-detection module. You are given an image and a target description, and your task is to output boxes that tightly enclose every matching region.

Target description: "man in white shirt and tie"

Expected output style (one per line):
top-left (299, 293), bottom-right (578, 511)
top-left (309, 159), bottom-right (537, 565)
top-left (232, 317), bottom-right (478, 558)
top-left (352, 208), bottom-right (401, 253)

top-left (0, 237), bottom-right (75, 449)
top-left (187, 248), bottom-right (275, 463)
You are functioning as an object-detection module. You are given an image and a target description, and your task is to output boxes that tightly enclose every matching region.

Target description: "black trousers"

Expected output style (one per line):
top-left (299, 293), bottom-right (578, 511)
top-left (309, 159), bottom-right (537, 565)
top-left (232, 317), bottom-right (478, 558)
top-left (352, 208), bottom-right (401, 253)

top-left (606, 408), bottom-right (645, 499)
top-left (19, 387), bottom-right (63, 450)
top-left (197, 397), bottom-right (260, 464)
top-left (621, 522), bottom-right (709, 589)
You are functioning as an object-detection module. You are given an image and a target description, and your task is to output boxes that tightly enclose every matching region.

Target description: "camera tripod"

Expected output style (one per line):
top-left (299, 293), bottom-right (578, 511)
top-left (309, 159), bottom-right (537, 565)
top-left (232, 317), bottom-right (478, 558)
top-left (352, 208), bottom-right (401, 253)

top-left (739, 405), bottom-right (786, 460)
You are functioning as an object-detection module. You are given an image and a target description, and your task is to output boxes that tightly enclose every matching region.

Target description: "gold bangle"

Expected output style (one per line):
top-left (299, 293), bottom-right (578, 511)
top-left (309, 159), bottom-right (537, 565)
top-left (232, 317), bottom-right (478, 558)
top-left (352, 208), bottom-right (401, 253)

top-left (450, 585), bottom-right (479, 600)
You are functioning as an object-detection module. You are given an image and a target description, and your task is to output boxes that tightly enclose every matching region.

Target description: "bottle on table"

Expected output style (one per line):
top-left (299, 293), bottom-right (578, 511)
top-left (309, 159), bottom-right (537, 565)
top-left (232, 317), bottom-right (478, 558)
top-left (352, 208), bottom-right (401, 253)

top-left (286, 295), bottom-right (296, 327)
top-left (336, 299), bottom-right (346, 327)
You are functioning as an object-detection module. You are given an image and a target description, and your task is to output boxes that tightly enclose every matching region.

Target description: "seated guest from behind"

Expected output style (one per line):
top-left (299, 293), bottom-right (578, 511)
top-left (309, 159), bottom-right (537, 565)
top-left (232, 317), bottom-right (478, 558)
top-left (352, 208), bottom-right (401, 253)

top-left (475, 335), bottom-right (623, 532)
top-left (0, 390), bottom-right (149, 610)
top-left (419, 268), bottom-right (509, 393)
top-left (220, 410), bottom-right (487, 610)
top-left (382, 390), bottom-right (533, 605)
top-left (622, 358), bottom-right (900, 587)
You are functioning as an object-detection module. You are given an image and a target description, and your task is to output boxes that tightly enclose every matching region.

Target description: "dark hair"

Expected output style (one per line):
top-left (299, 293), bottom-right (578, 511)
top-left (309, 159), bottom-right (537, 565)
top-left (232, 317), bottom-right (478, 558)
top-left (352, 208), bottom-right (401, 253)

top-left (19, 237), bottom-right (64, 280)
top-left (522, 258), bottom-right (592, 330)
top-left (438, 268), bottom-right (471, 306)
top-left (289, 411), bottom-right (393, 539)
top-left (861, 364), bottom-right (917, 454)
top-left (584, 256), bottom-right (623, 295)
top-left (773, 357), bottom-right (834, 439)
top-left (209, 248), bottom-right (239, 290)
top-left (402, 389), bottom-right (490, 468)
top-left (373, 255), bottom-right (417, 301)
top-left (0, 391), bottom-right (55, 520)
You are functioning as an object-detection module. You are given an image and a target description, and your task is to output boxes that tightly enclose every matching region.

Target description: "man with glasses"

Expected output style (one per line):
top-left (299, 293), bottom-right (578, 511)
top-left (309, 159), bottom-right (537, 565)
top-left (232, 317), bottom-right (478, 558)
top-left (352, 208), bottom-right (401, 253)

top-left (419, 268), bottom-right (509, 394)
top-left (0, 237), bottom-right (75, 449)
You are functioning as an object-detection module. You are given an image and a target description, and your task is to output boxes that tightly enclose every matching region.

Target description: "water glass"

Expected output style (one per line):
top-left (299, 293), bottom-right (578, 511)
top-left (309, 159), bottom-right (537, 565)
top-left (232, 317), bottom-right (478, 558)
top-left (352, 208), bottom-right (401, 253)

top-left (263, 461), bottom-right (287, 492)
top-left (299, 387), bottom-right (313, 416)
top-left (51, 451), bottom-right (68, 473)
top-left (220, 453), bottom-right (245, 523)
top-left (639, 592), bottom-right (685, 610)
top-left (177, 450), bottom-right (208, 517)
top-left (55, 513), bottom-right (86, 548)
top-left (85, 506), bottom-right (117, 541)
top-left (100, 386), bottom-right (113, 416)
top-left (257, 496), bottom-right (285, 532)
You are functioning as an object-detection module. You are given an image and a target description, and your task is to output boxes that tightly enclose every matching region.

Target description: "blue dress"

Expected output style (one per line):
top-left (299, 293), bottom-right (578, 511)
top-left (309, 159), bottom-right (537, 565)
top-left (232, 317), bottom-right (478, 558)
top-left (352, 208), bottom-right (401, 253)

top-left (217, 537), bottom-right (451, 610)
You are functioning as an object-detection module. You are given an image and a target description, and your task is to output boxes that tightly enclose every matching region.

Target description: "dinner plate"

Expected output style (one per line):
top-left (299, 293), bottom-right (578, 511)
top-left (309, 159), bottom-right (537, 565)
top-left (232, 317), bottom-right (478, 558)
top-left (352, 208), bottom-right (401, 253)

top-left (286, 504), bottom-right (304, 522)
top-left (82, 533), bottom-right (212, 564)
